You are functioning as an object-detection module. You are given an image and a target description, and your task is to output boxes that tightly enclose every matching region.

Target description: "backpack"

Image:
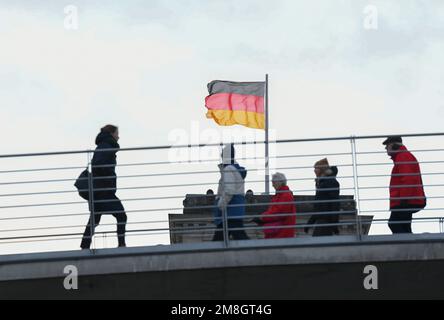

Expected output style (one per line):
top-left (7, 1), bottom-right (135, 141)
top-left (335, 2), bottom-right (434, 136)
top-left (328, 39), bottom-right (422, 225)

top-left (74, 169), bottom-right (91, 200)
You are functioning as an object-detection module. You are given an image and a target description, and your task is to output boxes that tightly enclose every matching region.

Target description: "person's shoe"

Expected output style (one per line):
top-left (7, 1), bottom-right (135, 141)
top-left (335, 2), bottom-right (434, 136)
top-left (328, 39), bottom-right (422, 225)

top-left (80, 242), bottom-right (91, 250)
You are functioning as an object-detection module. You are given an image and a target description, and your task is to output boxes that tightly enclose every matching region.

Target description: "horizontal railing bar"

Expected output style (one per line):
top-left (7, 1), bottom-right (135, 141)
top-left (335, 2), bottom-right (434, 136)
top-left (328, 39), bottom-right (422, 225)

top-left (356, 160), bottom-right (444, 167)
top-left (0, 185), bottom-right (357, 198)
top-left (360, 207), bottom-right (444, 214)
top-left (358, 184), bottom-right (444, 190)
top-left (0, 173), bottom-right (356, 187)
top-left (356, 148), bottom-right (444, 156)
top-left (0, 151), bottom-right (354, 174)
top-left (0, 218), bottom-right (171, 234)
top-left (0, 229), bottom-right (172, 245)
top-left (5, 181), bottom-right (443, 200)
top-left (4, 205), bottom-right (442, 227)
top-left (4, 169), bottom-right (440, 188)
top-left (0, 165), bottom-right (87, 174)
top-left (0, 196), bottom-right (355, 211)
top-left (357, 172), bottom-right (444, 179)
top-left (0, 206), bottom-right (357, 223)
top-left (5, 148), bottom-right (442, 175)
top-left (0, 156), bottom-right (441, 180)
top-left (359, 195), bottom-right (432, 202)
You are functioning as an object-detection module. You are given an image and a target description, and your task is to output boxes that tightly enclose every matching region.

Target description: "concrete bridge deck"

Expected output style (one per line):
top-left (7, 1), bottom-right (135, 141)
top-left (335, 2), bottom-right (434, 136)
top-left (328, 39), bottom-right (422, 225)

top-left (1, 234), bottom-right (444, 299)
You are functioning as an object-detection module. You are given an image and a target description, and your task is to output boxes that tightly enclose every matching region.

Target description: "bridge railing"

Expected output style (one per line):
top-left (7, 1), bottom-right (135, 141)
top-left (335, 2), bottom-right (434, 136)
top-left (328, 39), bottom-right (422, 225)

top-left (0, 132), bottom-right (443, 254)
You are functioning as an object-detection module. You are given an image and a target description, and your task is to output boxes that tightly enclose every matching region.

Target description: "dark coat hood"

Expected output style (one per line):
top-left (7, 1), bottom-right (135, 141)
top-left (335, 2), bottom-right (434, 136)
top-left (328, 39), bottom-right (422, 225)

top-left (95, 132), bottom-right (120, 149)
top-left (327, 166), bottom-right (338, 177)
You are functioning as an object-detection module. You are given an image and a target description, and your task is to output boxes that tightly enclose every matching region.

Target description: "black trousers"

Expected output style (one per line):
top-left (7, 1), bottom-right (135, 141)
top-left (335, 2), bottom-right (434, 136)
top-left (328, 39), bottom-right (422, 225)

top-left (212, 219), bottom-right (250, 241)
top-left (311, 218), bottom-right (340, 237)
top-left (312, 225), bottom-right (337, 237)
top-left (389, 207), bottom-right (416, 234)
top-left (81, 196), bottom-right (127, 249)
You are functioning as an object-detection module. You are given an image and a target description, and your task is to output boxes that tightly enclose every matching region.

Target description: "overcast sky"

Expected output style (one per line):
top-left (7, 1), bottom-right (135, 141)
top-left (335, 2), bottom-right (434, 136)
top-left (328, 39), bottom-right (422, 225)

top-left (0, 1), bottom-right (443, 253)
top-left (1, 0), bottom-right (443, 153)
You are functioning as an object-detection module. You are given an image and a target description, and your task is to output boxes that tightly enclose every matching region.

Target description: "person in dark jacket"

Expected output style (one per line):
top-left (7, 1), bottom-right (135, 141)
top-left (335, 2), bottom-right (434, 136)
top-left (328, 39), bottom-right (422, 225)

top-left (383, 136), bottom-right (426, 234)
top-left (80, 125), bottom-right (127, 249)
top-left (306, 158), bottom-right (340, 237)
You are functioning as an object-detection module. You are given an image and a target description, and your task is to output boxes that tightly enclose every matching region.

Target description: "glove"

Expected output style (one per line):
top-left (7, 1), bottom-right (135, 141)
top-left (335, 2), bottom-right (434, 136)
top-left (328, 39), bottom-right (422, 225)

top-left (217, 198), bottom-right (227, 210)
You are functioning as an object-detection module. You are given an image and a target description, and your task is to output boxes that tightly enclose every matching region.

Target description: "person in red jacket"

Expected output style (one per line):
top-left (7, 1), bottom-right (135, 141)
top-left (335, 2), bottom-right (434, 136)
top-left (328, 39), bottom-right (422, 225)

top-left (257, 173), bottom-right (297, 239)
top-left (383, 136), bottom-right (426, 234)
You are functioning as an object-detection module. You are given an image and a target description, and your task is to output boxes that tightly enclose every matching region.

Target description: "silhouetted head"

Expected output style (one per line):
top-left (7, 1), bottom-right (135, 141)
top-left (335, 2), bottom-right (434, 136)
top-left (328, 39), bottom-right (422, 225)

top-left (272, 172), bottom-right (287, 190)
top-left (314, 158), bottom-right (330, 177)
top-left (383, 136), bottom-right (403, 157)
top-left (101, 124), bottom-right (119, 142)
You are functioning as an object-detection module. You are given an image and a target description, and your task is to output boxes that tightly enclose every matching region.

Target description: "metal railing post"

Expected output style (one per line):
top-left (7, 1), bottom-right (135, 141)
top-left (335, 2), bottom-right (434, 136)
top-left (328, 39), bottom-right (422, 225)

top-left (218, 143), bottom-right (229, 248)
top-left (222, 205), bottom-right (229, 248)
top-left (350, 136), bottom-right (363, 240)
top-left (87, 151), bottom-right (96, 251)
top-left (221, 160), bottom-right (230, 248)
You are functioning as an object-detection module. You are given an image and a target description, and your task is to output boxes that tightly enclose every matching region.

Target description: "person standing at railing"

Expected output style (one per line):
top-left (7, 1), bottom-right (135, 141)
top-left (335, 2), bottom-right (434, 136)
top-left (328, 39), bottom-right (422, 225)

top-left (383, 136), bottom-right (426, 234)
top-left (80, 125), bottom-right (127, 249)
top-left (254, 173), bottom-right (297, 239)
top-left (305, 158), bottom-right (340, 237)
top-left (212, 144), bottom-right (249, 241)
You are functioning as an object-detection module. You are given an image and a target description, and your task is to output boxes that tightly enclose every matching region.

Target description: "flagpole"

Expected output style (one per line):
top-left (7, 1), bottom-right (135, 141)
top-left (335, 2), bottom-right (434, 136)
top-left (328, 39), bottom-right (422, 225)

top-left (265, 74), bottom-right (270, 194)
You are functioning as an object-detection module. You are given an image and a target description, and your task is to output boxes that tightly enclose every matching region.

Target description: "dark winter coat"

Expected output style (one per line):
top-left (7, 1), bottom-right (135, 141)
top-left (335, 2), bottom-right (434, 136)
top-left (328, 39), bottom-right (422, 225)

top-left (308, 166), bottom-right (340, 231)
top-left (92, 131), bottom-right (119, 200)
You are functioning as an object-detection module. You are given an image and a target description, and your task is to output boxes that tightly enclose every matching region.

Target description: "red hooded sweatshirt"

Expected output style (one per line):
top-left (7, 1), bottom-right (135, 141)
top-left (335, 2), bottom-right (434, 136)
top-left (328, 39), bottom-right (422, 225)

top-left (390, 145), bottom-right (426, 209)
top-left (261, 186), bottom-right (296, 239)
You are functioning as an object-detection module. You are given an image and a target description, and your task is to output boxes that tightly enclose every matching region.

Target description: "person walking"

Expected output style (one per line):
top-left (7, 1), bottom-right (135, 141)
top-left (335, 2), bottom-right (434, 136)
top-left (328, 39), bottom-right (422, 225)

top-left (212, 144), bottom-right (249, 241)
top-left (257, 173), bottom-right (297, 239)
top-left (80, 125), bottom-right (127, 249)
top-left (383, 136), bottom-right (426, 234)
top-left (306, 158), bottom-right (341, 237)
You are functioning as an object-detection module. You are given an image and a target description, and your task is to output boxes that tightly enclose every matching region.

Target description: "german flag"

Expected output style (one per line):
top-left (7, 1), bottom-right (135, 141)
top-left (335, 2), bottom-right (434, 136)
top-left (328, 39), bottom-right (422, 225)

top-left (205, 80), bottom-right (265, 130)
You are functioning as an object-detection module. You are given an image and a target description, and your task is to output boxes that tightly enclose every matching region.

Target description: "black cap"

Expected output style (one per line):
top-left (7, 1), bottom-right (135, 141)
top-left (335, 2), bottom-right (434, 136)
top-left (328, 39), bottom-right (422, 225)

top-left (382, 136), bottom-right (403, 145)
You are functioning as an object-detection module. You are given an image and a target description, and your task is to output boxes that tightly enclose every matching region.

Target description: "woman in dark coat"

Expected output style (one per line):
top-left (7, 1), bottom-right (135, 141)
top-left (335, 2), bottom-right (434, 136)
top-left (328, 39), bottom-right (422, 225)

top-left (306, 158), bottom-right (340, 237)
top-left (80, 125), bottom-right (127, 249)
